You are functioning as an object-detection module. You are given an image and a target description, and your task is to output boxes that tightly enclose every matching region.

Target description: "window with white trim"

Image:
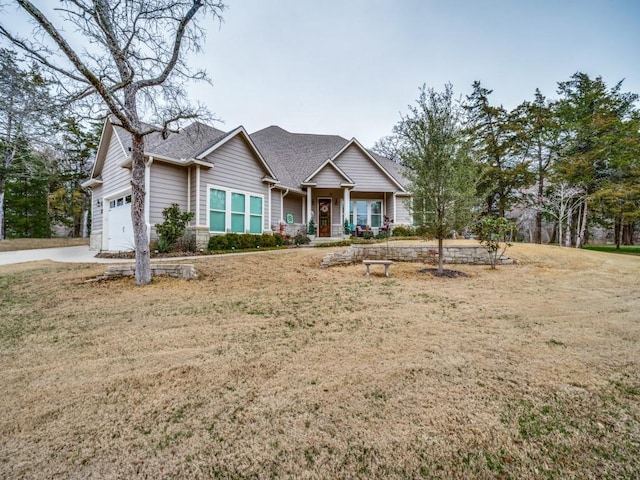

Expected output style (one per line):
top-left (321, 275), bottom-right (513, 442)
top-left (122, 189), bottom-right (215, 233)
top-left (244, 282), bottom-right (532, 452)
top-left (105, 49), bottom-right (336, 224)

top-left (349, 200), bottom-right (383, 227)
top-left (208, 186), bottom-right (263, 234)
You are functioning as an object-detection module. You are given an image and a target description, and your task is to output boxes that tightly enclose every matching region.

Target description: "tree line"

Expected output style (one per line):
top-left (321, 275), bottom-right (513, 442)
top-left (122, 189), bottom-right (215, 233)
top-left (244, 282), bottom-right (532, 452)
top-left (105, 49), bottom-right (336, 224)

top-left (0, 48), bottom-right (100, 240)
top-left (375, 73), bottom-right (640, 249)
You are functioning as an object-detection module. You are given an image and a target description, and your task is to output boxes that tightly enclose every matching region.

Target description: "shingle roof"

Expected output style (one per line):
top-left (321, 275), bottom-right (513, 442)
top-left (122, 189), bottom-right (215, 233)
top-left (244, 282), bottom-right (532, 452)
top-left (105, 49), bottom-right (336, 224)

top-left (250, 126), bottom-right (407, 189)
top-left (112, 119), bottom-right (226, 161)
top-left (109, 119), bottom-right (406, 190)
top-left (250, 126), bottom-right (352, 188)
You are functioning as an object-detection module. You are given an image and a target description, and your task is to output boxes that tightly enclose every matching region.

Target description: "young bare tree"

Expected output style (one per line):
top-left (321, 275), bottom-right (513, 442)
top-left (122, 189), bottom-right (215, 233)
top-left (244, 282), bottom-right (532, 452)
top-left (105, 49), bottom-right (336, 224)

top-left (0, 0), bottom-right (224, 284)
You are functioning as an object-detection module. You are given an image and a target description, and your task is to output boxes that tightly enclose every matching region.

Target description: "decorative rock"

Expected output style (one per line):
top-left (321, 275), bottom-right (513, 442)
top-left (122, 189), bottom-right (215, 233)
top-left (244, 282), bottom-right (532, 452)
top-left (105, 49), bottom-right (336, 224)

top-left (102, 264), bottom-right (197, 280)
top-left (320, 245), bottom-right (513, 268)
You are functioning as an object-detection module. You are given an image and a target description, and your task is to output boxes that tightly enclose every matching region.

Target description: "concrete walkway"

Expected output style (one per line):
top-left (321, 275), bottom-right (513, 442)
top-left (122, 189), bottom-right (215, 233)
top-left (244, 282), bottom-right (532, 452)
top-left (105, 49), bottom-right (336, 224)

top-left (0, 245), bottom-right (293, 266)
top-left (0, 246), bottom-right (129, 266)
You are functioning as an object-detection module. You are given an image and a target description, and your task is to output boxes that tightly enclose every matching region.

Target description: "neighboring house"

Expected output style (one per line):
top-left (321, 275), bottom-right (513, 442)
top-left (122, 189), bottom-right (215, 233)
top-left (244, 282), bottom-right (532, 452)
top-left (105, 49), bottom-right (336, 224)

top-left (82, 117), bottom-right (412, 251)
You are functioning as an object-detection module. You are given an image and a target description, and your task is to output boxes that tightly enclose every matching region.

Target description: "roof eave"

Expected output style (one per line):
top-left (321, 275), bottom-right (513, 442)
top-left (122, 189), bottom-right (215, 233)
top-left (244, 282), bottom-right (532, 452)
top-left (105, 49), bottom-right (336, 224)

top-left (81, 178), bottom-right (103, 189)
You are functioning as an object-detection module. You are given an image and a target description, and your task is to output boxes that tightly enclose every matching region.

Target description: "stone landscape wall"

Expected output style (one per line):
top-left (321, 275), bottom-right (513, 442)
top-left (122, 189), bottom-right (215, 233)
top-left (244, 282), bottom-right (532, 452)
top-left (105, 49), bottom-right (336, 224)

top-left (320, 244), bottom-right (513, 268)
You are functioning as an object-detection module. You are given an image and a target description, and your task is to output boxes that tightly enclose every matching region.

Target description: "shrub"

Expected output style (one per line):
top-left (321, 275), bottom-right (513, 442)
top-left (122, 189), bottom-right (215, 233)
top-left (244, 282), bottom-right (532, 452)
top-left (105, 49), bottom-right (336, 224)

top-left (155, 204), bottom-right (194, 250)
top-left (307, 219), bottom-right (317, 235)
top-left (154, 237), bottom-right (172, 254)
top-left (207, 235), bottom-right (226, 251)
top-left (273, 233), bottom-right (284, 246)
top-left (392, 226), bottom-right (415, 237)
top-left (224, 233), bottom-right (240, 250)
top-left (238, 233), bottom-right (257, 249)
top-left (294, 233), bottom-right (310, 245)
top-left (175, 232), bottom-right (197, 253)
top-left (261, 233), bottom-right (276, 247)
top-left (476, 216), bottom-right (514, 269)
top-left (343, 219), bottom-right (351, 235)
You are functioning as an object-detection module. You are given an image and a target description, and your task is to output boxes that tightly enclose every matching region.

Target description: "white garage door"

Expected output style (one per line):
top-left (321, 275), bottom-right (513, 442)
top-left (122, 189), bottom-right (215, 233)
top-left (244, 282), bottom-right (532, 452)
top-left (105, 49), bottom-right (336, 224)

top-left (107, 194), bottom-right (134, 251)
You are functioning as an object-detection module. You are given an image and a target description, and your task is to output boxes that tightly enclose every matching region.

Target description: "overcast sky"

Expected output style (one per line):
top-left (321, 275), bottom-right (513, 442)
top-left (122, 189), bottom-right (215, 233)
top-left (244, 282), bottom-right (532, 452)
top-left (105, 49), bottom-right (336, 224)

top-left (190, 0), bottom-right (640, 147)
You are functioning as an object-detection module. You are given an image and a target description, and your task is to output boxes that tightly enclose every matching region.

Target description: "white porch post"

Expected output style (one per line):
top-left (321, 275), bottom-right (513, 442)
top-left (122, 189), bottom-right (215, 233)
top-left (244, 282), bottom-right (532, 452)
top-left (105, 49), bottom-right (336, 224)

top-left (393, 192), bottom-right (397, 223)
top-left (195, 165), bottom-right (201, 225)
top-left (343, 187), bottom-right (350, 225)
top-left (187, 167), bottom-right (191, 215)
top-left (306, 187), bottom-right (313, 224)
top-left (144, 156), bottom-right (153, 242)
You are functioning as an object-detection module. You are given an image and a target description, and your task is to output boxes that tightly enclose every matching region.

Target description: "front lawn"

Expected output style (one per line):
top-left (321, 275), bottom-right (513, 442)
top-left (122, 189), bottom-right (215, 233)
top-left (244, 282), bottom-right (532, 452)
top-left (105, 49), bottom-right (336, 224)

top-left (1, 243), bottom-right (638, 478)
top-left (583, 244), bottom-right (640, 256)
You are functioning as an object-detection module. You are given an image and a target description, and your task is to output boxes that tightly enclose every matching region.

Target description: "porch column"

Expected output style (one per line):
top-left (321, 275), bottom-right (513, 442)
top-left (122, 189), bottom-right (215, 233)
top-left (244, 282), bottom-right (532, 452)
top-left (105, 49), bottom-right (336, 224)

top-left (144, 156), bottom-right (153, 242)
top-left (306, 187), bottom-right (313, 224)
top-left (195, 165), bottom-right (201, 225)
top-left (343, 187), bottom-right (350, 225)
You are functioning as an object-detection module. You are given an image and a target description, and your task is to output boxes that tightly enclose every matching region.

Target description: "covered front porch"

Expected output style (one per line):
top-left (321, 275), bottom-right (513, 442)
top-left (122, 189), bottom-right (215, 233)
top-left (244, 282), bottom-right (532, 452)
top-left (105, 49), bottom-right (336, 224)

top-left (302, 187), bottom-right (406, 239)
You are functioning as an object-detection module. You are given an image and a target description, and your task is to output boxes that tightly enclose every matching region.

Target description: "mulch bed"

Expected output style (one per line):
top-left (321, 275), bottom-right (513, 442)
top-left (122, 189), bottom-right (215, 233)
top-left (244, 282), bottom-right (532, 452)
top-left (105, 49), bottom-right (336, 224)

top-left (418, 268), bottom-right (469, 278)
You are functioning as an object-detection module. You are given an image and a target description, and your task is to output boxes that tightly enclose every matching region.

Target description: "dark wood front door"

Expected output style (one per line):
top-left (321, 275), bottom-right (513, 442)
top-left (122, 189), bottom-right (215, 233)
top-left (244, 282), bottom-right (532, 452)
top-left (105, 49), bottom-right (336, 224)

top-left (318, 199), bottom-right (331, 237)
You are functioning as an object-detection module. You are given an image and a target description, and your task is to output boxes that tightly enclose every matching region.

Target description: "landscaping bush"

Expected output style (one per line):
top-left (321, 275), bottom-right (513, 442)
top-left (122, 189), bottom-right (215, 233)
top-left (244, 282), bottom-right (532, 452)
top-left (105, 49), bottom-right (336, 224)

top-left (238, 233), bottom-right (257, 249)
top-left (155, 204), bottom-right (194, 250)
top-left (208, 232), bottom-right (283, 251)
top-left (294, 233), bottom-right (310, 245)
top-left (175, 232), bottom-right (197, 253)
top-left (392, 226), bottom-right (415, 237)
top-left (261, 233), bottom-right (276, 247)
top-left (207, 235), bottom-right (227, 251)
top-left (273, 233), bottom-right (284, 246)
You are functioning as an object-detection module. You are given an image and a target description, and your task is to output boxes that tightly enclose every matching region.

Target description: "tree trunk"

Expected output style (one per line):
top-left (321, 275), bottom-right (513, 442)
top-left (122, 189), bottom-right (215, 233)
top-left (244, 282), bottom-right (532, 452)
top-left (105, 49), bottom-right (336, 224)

top-left (614, 217), bottom-right (622, 249)
top-left (535, 171), bottom-right (544, 244)
top-left (0, 188), bottom-right (5, 240)
top-left (437, 237), bottom-right (444, 274)
top-left (565, 204), bottom-right (572, 247)
top-left (576, 200), bottom-right (588, 248)
top-left (130, 134), bottom-right (151, 285)
top-left (622, 223), bottom-right (634, 246)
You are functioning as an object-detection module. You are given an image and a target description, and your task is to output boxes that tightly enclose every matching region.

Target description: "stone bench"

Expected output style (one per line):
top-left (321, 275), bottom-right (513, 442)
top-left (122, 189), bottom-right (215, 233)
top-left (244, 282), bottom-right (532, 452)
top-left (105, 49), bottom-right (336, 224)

top-left (363, 259), bottom-right (393, 277)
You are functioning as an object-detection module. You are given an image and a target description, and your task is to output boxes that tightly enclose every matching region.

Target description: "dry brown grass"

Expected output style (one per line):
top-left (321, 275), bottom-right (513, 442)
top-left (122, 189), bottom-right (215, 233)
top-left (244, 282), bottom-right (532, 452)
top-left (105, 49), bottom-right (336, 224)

top-left (0, 237), bottom-right (89, 252)
top-left (0, 243), bottom-right (638, 479)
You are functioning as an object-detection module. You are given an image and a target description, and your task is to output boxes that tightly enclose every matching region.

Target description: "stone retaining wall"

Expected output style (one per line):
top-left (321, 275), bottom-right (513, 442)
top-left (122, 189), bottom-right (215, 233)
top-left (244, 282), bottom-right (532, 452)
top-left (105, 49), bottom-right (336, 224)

top-left (320, 244), bottom-right (513, 268)
top-left (103, 264), bottom-right (197, 280)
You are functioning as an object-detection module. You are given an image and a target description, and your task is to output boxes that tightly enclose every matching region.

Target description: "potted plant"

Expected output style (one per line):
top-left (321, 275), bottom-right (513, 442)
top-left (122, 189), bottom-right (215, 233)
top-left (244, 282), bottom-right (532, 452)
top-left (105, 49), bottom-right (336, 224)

top-left (343, 219), bottom-right (352, 239)
top-left (307, 219), bottom-right (316, 239)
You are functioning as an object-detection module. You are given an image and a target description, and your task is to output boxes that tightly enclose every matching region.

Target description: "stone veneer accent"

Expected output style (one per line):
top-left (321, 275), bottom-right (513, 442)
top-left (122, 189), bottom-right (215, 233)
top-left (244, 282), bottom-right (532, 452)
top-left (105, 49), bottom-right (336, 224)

top-left (320, 244), bottom-right (513, 268)
top-left (102, 264), bottom-right (197, 280)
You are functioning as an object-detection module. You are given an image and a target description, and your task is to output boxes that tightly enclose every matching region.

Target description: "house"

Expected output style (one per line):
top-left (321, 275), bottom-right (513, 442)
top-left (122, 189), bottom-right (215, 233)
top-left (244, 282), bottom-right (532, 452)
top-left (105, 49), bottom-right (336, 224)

top-left (82, 117), bottom-right (412, 251)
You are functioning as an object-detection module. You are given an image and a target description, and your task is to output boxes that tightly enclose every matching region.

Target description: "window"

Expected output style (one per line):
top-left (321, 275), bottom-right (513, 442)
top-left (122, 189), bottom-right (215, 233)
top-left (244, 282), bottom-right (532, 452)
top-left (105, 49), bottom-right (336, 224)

top-left (108, 194), bottom-right (132, 209)
top-left (249, 196), bottom-right (263, 233)
top-left (349, 199), bottom-right (384, 227)
top-left (209, 189), bottom-right (226, 232)
top-left (370, 201), bottom-right (382, 228)
top-left (208, 186), bottom-right (263, 234)
top-left (231, 193), bottom-right (245, 233)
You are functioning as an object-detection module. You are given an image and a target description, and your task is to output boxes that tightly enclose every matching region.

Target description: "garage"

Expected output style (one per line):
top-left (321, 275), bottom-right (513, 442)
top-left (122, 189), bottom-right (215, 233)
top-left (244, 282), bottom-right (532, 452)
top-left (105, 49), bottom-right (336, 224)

top-left (107, 193), bottom-right (134, 251)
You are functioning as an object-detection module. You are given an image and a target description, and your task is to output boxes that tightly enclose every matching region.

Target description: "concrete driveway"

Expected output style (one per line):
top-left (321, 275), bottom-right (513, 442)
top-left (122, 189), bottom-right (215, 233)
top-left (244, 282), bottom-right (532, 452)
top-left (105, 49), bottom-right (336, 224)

top-left (0, 246), bottom-right (130, 266)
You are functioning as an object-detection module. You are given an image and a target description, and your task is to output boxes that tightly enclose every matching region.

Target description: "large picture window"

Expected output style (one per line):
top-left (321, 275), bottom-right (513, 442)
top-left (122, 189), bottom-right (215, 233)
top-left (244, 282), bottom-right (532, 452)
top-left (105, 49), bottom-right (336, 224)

top-left (349, 199), bottom-right (383, 227)
top-left (208, 186), bottom-right (263, 234)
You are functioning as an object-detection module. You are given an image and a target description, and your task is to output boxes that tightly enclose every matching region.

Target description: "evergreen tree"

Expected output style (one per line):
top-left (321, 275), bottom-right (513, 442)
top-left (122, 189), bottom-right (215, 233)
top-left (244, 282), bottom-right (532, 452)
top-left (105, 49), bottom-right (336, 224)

top-left (464, 81), bottom-right (533, 217)
top-left (555, 73), bottom-right (640, 247)
top-left (510, 89), bottom-right (561, 243)
top-left (4, 139), bottom-right (51, 238)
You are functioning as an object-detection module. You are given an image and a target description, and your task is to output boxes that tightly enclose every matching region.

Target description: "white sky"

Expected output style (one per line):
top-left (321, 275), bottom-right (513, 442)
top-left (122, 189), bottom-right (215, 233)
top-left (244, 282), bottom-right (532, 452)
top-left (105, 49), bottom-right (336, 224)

top-left (4, 1), bottom-right (639, 148)
top-left (192, 0), bottom-right (640, 147)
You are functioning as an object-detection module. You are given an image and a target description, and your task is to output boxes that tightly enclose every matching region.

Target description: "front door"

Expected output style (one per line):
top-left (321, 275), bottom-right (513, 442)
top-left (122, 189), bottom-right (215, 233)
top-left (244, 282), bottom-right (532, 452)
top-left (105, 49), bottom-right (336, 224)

top-left (318, 198), bottom-right (331, 237)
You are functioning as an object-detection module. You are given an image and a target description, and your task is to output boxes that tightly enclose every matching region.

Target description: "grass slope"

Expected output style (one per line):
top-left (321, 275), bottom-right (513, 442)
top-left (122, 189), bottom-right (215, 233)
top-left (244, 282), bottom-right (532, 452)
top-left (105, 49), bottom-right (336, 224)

top-left (0, 243), bottom-right (638, 479)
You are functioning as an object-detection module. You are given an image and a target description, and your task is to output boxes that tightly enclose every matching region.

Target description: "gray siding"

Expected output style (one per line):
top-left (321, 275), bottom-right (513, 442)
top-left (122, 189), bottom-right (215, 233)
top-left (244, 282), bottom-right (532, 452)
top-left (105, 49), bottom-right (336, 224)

top-left (335, 145), bottom-right (399, 192)
top-left (395, 196), bottom-right (413, 225)
top-left (93, 129), bottom-right (130, 232)
top-left (270, 189), bottom-right (282, 229)
top-left (199, 135), bottom-right (270, 230)
top-left (310, 164), bottom-right (346, 188)
top-left (283, 194), bottom-right (303, 223)
top-left (91, 184), bottom-right (104, 232)
top-left (149, 163), bottom-right (188, 227)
